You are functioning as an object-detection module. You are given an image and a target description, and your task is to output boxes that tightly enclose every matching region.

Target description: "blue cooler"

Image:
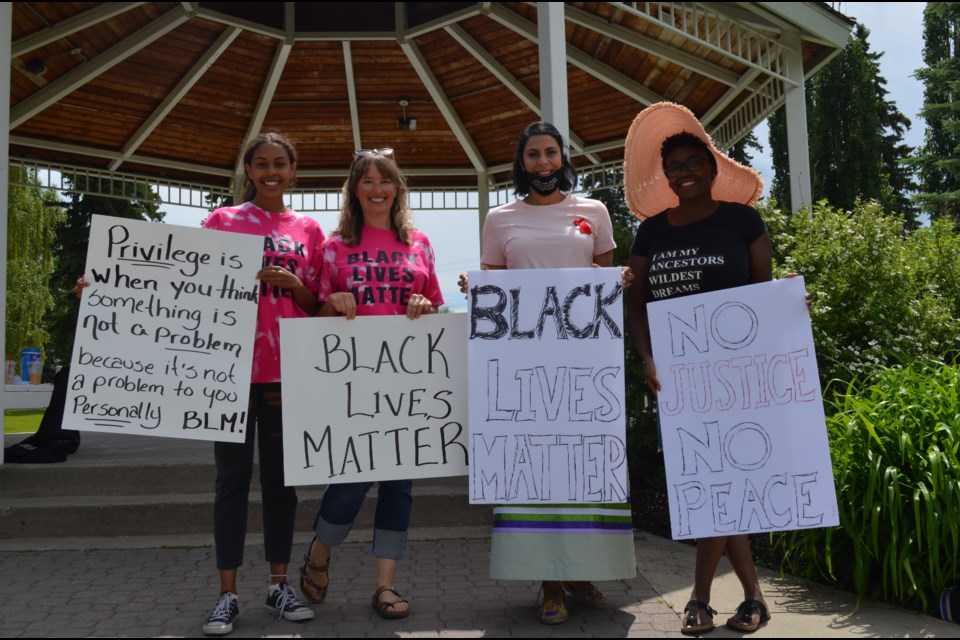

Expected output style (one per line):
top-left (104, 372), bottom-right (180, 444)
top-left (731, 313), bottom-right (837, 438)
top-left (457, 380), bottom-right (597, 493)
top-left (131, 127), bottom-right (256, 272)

top-left (20, 348), bottom-right (41, 382)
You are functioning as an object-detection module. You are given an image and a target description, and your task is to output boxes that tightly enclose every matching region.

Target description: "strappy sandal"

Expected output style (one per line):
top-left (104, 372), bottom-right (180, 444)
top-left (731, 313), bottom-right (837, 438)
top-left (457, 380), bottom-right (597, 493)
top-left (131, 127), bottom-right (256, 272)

top-left (299, 538), bottom-right (329, 604)
top-left (537, 584), bottom-right (569, 625)
top-left (726, 598), bottom-right (770, 633)
top-left (562, 581), bottom-right (609, 609)
top-left (681, 599), bottom-right (717, 635)
top-left (372, 586), bottom-right (410, 619)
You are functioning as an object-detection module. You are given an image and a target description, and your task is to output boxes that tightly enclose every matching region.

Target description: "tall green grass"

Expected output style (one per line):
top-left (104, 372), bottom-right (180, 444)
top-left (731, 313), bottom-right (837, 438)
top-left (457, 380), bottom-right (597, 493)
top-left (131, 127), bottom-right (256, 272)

top-left (3, 409), bottom-right (42, 434)
top-left (772, 360), bottom-right (960, 613)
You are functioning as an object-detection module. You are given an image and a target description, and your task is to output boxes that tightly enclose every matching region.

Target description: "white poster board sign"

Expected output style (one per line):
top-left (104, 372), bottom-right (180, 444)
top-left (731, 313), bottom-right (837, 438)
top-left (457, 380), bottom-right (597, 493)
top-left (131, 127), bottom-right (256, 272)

top-left (280, 313), bottom-right (468, 485)
top-left (467, 268), bottom-right (628, 504)
top-left (648, 277), bottom-right (839, 539)
top-left (64, 215), bottom-right (261, 443)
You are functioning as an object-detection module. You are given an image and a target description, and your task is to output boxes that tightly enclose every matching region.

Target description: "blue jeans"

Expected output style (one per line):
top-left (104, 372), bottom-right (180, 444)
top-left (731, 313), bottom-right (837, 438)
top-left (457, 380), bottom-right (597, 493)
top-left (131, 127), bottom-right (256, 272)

top-left (213, 383), bottom-right (298, 569)
top-left (313, 480), bottom-right (413, 560)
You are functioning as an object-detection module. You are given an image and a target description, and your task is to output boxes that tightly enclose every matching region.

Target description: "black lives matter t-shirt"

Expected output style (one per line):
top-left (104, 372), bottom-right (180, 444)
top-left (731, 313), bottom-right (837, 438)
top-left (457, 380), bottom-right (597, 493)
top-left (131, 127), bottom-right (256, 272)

top-left (630, 201), bottom-right (767, 302)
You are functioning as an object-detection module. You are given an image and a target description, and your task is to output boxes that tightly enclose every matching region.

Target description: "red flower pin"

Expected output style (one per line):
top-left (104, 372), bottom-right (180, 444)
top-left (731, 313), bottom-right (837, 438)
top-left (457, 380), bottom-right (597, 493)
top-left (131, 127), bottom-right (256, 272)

top-left (573, 217), bottom-right (592, 234)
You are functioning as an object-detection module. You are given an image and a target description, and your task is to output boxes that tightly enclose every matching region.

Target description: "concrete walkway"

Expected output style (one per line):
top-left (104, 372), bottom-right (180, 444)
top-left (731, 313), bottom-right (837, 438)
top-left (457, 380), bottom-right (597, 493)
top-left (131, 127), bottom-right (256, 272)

top-left (0, 527), bottom-right (957, 638)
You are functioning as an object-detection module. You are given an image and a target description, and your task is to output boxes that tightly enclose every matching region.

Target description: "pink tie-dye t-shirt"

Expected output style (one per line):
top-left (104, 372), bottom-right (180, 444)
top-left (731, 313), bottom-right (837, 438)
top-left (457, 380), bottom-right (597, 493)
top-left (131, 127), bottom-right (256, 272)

top-left (319, 226), bottom-right (444, 316)
top-left (203, 201), bottom-right (325, 383)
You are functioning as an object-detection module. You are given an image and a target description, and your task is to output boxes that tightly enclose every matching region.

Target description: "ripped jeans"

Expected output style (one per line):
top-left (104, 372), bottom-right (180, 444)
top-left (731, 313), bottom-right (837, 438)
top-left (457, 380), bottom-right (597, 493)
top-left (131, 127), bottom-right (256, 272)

top-left (213, 383), bottom-right (298, 570)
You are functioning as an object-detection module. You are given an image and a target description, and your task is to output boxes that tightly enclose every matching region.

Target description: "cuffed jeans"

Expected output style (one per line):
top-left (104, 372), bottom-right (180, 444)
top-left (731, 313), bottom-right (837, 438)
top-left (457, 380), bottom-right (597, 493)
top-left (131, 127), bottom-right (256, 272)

top-left (314, 480), bottom-right (413, 560)
top-left (213, 383), bottom-right (298, 569)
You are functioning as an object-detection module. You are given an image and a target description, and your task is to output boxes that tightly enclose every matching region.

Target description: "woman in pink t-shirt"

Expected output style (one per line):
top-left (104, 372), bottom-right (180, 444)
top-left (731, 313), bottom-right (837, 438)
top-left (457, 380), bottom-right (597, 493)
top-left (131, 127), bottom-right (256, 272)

top-left (298, 149), bottom-right (444, 620)
top-left (200, 132), bottom-right (324, 635)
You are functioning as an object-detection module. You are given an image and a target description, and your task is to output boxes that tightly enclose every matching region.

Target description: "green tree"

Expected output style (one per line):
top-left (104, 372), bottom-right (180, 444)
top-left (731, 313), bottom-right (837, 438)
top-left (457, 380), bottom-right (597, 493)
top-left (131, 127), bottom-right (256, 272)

top-left (6, 167), bottom-right (64, 365)
top-left (727, 131), bottom-right (763, 166)
top-left (45, 178), bottom-right (164, 365)
top-left (912, 2), bottom-right (960, 220)
top-left (769, 25), bottom-right (916, 221)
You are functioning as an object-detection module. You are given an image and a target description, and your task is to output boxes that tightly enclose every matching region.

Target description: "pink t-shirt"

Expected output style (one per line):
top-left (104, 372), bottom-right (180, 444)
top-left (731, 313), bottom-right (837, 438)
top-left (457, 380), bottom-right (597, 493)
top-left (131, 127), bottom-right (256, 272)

top-left (319, 226), bottom-right (444, 316)
top-left (481, 194), bottom-right (616, 269)
top-left (203, 202), bottom-right (325, 383)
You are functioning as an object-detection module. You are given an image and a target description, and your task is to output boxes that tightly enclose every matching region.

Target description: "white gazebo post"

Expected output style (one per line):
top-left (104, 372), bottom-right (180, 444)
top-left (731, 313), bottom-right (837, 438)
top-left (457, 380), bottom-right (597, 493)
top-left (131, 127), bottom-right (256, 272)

top-left (477, 171), bottom-right (489, 246)
top-left (0, 1), bottom-right (11, 463)
top-left (782, 30), bottom-right (812, 213)
top-left (537, 2), bottom-right (569, 142)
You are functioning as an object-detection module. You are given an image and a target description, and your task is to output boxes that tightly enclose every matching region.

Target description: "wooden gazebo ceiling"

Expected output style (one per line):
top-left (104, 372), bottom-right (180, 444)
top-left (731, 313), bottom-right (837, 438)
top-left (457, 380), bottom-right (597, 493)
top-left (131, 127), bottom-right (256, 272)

top-left (9, 2), bottom-right (852, 191)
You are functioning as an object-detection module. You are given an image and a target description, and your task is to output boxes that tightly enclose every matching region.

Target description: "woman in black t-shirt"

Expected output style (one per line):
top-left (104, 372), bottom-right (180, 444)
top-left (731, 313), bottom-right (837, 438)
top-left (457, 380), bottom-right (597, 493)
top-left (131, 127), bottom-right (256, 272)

top-left (624, 103), bottom-right (773, 636)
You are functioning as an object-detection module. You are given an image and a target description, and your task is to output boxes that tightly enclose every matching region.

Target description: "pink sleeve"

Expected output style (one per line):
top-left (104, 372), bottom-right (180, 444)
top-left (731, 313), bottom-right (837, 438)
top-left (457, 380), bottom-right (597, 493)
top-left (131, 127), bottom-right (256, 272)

top-left (480, 214), bottom-right (506, 266)
top-left (302, 224), bottom-right (326, 296)
top-left (317, 238), bottom-right (338, 303)
top-left (419, 234), bottom-right (445, 307)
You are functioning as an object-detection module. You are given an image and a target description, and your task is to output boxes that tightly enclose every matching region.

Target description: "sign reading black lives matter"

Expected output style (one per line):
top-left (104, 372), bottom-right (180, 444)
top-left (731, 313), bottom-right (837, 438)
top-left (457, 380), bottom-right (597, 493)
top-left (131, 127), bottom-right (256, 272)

top-left (648, 277), bottom-right (839, 540)
top-left (467, 268), bottom-right (628, 504)
top-left (65, 215), bottom-right (261, 443)
top-left (280, 314), bottom-right (468, 485)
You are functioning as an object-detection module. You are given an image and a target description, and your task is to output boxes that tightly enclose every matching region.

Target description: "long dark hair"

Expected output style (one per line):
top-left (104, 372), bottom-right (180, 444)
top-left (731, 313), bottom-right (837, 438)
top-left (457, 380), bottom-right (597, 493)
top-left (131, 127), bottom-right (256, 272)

top-left (511, 122), bottom-right (577, 197)
top-left (239, 132), bottom-right (298, 203)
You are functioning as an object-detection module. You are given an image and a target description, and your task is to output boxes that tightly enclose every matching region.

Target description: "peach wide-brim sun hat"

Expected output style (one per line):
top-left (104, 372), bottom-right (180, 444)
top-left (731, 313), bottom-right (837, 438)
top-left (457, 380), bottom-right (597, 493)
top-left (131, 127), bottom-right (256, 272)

top-left (623, 102), bottom-right (763, 220)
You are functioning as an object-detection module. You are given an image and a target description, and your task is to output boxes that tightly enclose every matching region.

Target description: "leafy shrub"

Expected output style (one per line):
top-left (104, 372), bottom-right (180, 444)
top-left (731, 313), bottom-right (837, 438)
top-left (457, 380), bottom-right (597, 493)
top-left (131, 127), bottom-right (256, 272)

top-left (771, 360), bottom-right (960, 613)
top-left (758, 200), bottom-right (960, 384)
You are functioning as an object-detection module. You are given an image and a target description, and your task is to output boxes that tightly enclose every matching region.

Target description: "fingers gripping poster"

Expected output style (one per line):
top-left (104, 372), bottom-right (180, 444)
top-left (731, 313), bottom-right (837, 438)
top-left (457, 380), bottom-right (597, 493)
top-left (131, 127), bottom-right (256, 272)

top-left (280, 314), bottom-right (468, 485)
top-left (647, 277), bottom-right (839, 540)
top-left (65, 215), bottom-right (261, 443)
top-left (467, 268), bottom-right (628, 504)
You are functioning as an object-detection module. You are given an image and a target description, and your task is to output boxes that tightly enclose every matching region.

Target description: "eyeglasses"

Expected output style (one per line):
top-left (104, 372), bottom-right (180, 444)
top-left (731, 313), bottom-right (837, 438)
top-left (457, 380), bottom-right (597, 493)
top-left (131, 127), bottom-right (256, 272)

top-left (664, 156), bottom-right (709, 177)
top-left (354, 148), bottom-right (394, 158)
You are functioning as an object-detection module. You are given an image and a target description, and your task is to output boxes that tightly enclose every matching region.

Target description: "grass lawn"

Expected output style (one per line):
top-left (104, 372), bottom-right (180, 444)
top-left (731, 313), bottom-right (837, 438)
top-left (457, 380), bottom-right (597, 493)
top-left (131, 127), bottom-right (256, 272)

top-left (4, 409), bottom-right (42, 434)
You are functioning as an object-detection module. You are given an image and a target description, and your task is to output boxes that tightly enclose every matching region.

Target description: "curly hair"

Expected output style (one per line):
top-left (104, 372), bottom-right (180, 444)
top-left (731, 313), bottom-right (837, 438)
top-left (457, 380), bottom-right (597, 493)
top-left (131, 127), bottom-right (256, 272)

top-left (511, 122), bottom-right (578, 197)
top-left (239, 132), bottom-right (297, 203)
top-left (336, 152), bottom-right (414, 246)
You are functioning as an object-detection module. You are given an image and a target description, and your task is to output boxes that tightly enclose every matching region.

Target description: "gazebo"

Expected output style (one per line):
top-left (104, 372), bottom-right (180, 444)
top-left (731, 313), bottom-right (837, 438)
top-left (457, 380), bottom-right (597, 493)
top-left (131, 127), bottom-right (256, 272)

top-left (0, 2), bottom-right (854, 446)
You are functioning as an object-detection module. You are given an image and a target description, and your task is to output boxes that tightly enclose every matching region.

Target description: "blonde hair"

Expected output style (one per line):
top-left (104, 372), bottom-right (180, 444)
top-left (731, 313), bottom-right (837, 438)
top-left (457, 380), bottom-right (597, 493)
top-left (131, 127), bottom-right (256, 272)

top-left (336, 152), bottom-right (414, 246)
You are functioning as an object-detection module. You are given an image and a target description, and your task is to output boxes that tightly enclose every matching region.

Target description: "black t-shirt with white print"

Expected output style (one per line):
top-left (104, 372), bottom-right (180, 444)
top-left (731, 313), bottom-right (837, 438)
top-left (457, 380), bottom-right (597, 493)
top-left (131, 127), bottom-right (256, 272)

top-left (630, 201), bottom-right (767, 303)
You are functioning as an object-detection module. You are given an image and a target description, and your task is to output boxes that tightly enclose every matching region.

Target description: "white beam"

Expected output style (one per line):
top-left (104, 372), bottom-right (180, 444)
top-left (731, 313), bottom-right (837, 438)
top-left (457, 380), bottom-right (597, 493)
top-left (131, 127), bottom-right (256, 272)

top-left (343, 42), bottom-right (362, 150)
top-left (402, 5), bottom-right (483, 39)
top-left (1, 1), bottom-right (12, 462)
top-left (537, 2), bottom-right (568, 140)
top-left (12, 2), bottom-right (146, 58)
top-left (443, 24), bottom-right (600, 164)
top-left (110, 27), bottom-right (240, 171)
top-left (233, 39), bottom-right (294, 190)
top-left (563, 4), bottom-right (740, 87)
top-left (399, 39), bottom-right (485, 172)
top-left (487, 4), bottom-right (664, 106)
top-left (10, 7), bottom-right (192, 129)
top-left (478, 172), bottom-right (490, 251)
top-left (782, 31), bottom-right (811, 213)
top-left (752, 2), bottom-right (853, 48)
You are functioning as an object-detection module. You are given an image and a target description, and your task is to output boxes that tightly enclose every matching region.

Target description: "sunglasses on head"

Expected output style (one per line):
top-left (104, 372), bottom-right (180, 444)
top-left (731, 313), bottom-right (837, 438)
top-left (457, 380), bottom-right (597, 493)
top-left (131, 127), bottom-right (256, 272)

top-left (354, 147), bottom-right (394, 158)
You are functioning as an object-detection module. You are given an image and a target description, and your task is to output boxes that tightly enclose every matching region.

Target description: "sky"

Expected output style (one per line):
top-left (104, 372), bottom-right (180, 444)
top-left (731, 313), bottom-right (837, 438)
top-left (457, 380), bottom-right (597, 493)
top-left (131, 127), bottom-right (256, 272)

top-left (158, 3), bottom-right (928, 312)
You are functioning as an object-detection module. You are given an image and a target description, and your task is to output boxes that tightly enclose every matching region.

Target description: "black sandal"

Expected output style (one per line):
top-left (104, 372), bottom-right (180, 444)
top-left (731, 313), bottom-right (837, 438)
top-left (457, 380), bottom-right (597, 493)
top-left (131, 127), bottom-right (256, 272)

top-left (299, 538), bottom-right (329, 604)
top-left (372, 586), bottom-right (410, 619)
top-left (681, 599), bottom-right (717, 635)
top-left (726, 598), bottom-right (770, 633)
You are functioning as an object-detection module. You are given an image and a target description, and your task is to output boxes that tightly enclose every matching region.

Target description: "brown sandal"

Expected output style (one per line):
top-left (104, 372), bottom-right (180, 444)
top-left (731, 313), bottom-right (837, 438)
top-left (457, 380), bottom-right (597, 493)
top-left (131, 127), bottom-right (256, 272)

top-left (299, 538), bottom-right (329, 604)
top-left (681, 599), bottom-right (717, 635)
top-left (372, 586), bottom-right (410, 619)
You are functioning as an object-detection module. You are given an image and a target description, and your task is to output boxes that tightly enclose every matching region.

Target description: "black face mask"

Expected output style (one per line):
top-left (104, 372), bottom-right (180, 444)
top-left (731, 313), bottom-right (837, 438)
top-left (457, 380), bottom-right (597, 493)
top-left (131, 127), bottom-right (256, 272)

top-left (526, 169), bottom-right (564, 196)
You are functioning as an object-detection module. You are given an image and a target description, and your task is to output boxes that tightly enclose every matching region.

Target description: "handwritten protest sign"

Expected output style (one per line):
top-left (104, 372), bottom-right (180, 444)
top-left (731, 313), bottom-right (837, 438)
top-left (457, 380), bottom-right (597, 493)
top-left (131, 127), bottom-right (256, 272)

top-left (280, 314), bottom-right (468, 485)
top-left (648, 277), bottom-right (839, 539)
top-left (467, 268), bottom-right (627, 504)
top-left (64, 215), bottom-right (261, 443)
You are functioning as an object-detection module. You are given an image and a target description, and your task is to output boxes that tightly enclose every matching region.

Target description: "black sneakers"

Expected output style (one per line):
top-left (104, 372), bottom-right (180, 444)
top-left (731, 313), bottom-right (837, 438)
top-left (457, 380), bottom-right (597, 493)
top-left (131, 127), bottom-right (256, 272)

top-left (202, 591), bottom-right (239, 636)
top-left (264, 582), bottom-right (315, 621)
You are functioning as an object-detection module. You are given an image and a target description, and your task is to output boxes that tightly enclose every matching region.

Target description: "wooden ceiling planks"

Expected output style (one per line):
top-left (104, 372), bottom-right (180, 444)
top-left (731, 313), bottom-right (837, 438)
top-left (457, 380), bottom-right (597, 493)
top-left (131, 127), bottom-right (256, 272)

top-left (8, 2), bottom-right (849, 190)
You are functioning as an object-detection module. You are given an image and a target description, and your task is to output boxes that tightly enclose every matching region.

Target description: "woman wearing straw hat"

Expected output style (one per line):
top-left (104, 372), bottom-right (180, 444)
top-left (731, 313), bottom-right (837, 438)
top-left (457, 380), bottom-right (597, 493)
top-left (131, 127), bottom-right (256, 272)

top-left (624, 102), bottom-right (772, 635)
top-left (460, 121), bottom-right (637, 625)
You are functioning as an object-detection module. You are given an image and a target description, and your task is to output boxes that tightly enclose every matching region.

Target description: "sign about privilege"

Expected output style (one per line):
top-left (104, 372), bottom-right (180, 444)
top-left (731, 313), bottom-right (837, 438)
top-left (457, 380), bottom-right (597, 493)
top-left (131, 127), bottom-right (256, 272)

top-left (467, 268), bottom-right (627, 504)
top-left (64, 215), bottom-right (261, 442)
top-left (648, 277), bottom-right (839, 540)
top-left (280, 313), bottom-right (468, 486)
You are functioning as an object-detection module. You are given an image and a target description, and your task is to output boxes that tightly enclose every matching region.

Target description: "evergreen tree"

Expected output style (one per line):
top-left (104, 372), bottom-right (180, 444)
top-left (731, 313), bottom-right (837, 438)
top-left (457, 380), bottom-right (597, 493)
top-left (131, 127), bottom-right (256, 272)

top-left (46, 178), bottom-right (164, 365)
top-left (769, 24), bottom-right (915, 221)
top-left (727, 132), bottom-right (763, 166)
top-left (912, 2), bottom-right (960, 220)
